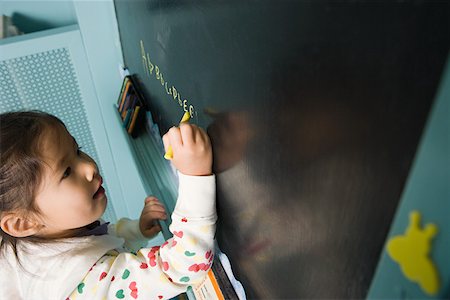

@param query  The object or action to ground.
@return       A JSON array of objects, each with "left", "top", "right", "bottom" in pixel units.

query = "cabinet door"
[{"left": 0, "top": 25, "right": 123, "bottom": 222}]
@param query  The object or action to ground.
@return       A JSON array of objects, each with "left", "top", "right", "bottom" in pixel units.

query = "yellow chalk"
[
  {"left": 179, "top": 111, "right": 191, "bottom": 123},
  {"left": 164, "top": 112, "right": 191, "bottom": 160},
  {"left": 164, "top": 147, "right": 174, "bottom": 160}
]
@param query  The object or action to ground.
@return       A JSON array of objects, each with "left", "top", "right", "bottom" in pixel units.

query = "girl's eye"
[{"left": 62, "top": 167, "right": 72, "bottom": 179}]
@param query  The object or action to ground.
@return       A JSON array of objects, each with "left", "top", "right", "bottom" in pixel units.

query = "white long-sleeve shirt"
[{"left": 0, "top": 173, "right": 216, "bottom": 300}]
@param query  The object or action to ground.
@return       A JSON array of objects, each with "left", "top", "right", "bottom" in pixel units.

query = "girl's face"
[{"left": 34, "top": 124, "right": 107, "bottom": 238}]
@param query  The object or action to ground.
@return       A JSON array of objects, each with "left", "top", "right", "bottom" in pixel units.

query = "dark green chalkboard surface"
[{"left": 114, "top": 1, "right": 449, "bottom": 298}]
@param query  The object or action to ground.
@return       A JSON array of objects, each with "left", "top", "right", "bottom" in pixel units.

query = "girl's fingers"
[
  {"left": 168, "top": 126, "right": 183, "bottom": 149},
  {"left": 142, "top": 224, "right": 162, "bottom": 238},
  {"left": 142, "top": 211, "right": 167, "bottom": 221},
  {"left": 180, "top": 123, "right": 196, "bottom": 145},
  {"left": 145, "top": 196, "right": 159, "bottom": 203},
  {"left": 143, "top": 203, "right": 166, "bottom": 213},
  {"left": 197, "top": 127, "right": 210, "bottom": 145},
  {"left": 144, "top": 208, "right": 167, "bottom": 218},
  {"left": 162, "top": 134, "right": 170, "bottom": 153}
]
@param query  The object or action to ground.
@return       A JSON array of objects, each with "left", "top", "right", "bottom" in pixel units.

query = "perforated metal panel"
[
  {"left": 0, "top": 33, "right": 117, "bottom": 222},
  {"left": 0, "top": 48, "right": 98, "bottom": 157}
]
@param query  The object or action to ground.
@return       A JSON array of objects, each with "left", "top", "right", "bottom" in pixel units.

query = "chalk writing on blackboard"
[{"left": 140, "top": 40, "right": 196, "bottom": 118}]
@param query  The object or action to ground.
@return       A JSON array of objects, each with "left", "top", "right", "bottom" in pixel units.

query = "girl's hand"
[
  {"left": 162, "top": 123, "right": 213, "bottom": 176},
  {"left": 139, "top": 196, "right": 167, "bottom": 238}
]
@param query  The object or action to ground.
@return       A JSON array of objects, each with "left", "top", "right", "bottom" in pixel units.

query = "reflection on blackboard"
[{"left": 114, "top": 1, "right": 450, "bottom": 297}]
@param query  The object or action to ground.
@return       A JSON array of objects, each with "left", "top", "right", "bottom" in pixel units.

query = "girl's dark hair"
[{"left": 0, "top": 110, "right": 65, "bottom": 257}]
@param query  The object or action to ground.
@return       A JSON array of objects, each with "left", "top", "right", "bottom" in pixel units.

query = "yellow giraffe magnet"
[{"left": 386, "top": 210, "right": 440, "bottom": 296}]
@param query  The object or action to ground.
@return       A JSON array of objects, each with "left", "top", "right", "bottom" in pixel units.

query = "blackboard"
[{"left": 114, "top": 1, "right": 449, "bottom": 298}]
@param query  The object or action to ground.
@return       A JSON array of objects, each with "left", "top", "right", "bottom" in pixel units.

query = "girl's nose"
[
  {"left": 85, "top": 162, "right": 97, "bottom": 182},
  {"left": 80, "top": 154, "right": 97, "bottom": 182}
]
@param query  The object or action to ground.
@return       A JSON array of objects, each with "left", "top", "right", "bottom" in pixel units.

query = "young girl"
[{"left": 0, "top": 111, "right": 216, "bottom": 300}]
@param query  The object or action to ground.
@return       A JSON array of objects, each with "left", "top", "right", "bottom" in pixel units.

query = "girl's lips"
[
  {"left": 93, "top": 186, "right": 105, "bottom": 199},
  {"left": 93, "top": 176, "right": 105, "bottom": 199}
]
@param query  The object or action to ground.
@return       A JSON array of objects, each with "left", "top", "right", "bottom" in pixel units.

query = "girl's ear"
[{"left": 0, "top": 212, "right": 42, "bottom": 237}]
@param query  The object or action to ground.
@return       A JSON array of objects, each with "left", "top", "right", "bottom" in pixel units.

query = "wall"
[
  {"left": 0, "top": 0, "right": 148, "bottom": 220},
  {"left": 0, "top": 0, "right": 77, "bottom": 32}
]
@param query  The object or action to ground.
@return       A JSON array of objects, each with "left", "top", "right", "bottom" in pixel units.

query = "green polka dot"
[
  {"left": 180, "top": 276, "right": 190, "bottom": 282},
  {"left": 122, "top": 269, "right": 130, "bottom": 279},
  {"left": 77, "top": 282, "right": 85, "bottom": 294},
  {"left": 116, "top": 289, "right": 125, "bottom": 299},
  {"left": 184, "top": 251, "right": 196, "bottom": 257}
]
